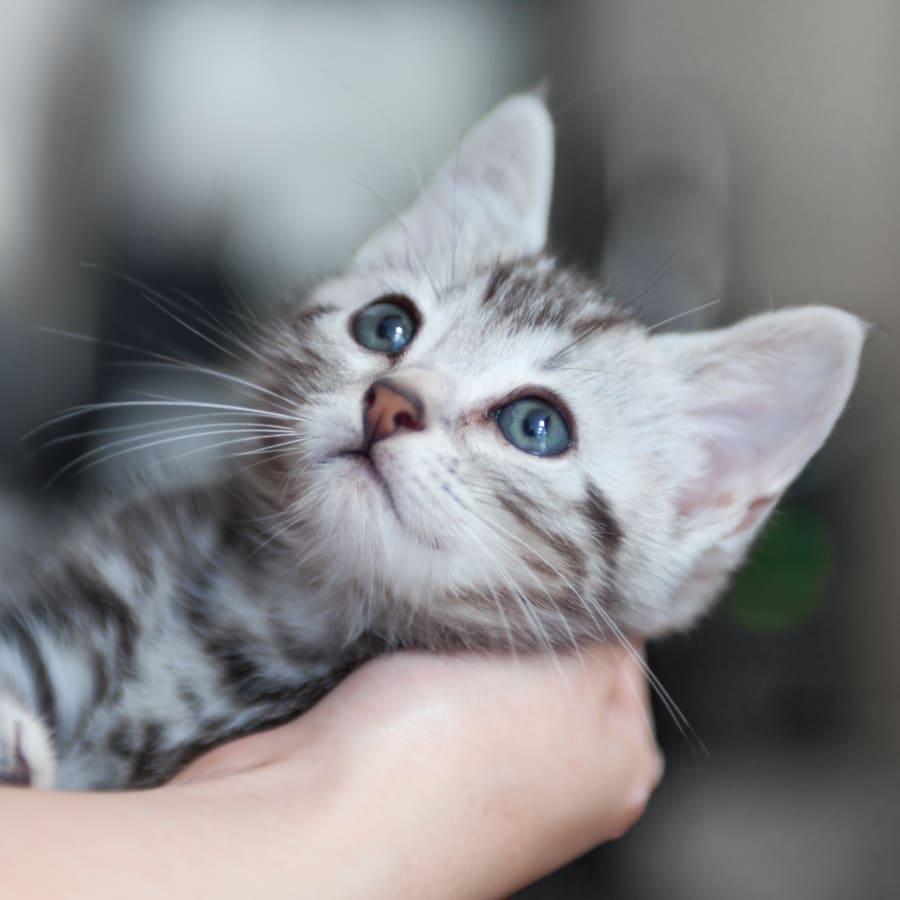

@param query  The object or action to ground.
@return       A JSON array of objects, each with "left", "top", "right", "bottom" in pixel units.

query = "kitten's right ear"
[{"left": 352, "top": 93, "right": 555, "bottom": 279}]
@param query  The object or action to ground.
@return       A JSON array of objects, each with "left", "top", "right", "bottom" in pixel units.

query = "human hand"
[{"left": 174, "top": 643, "right": 661, "bottom": 898}]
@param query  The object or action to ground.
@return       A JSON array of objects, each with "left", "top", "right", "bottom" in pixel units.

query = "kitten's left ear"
[
  {"left": 657, "top": 305, "right": 866, "bottom": 550},
  {"left": 353, "top": 93, "right": 554, "bottom": 277},
  {"left": 652, "top": 305, "right": 866, "bottom": 626}
]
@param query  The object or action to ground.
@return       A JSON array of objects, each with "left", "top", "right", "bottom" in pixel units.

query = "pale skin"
[{"left": 0, "top": 643, "right": 660, "bottom": 900}]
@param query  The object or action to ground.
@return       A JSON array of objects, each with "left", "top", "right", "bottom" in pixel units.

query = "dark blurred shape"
[
  {"left": 599, "top": 89, "right": 727, "bottom": 330},
  {"left": 724, "top": 505, "right": 832, "bottom": 633}
]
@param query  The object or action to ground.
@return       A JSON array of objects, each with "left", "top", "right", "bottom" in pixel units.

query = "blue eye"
[
  {"left": 495, "top": 397, "right": 571, "bottom": 457},
  {"left": 352, "top": 297, "right": 418, "bottom": 353}
]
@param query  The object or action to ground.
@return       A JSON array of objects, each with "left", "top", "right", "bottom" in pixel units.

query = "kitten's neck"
[{"left": 216, "top": 477, "right": 374, "bottom": 654}]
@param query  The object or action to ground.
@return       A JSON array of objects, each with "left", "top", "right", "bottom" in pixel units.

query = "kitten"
[{"left": 0, "top": 93, "right": 864, "bottom": 789}]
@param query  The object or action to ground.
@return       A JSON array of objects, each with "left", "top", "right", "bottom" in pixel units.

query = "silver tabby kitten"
[{"left": 0, "top": 94, "right": 864, "bottom": 789}]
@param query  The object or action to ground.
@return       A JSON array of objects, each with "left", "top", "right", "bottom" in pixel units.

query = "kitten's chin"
[
  {"left": 323, "top": 452, "right": 443, "bottom": 550},
  {"left": 332, "top": 451, "right": 402, "bottom": 517}
]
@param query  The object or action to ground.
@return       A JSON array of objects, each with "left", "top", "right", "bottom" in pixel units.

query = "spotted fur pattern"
[{"left": 0, "top": 94, "right": 864, "bottom": 789}]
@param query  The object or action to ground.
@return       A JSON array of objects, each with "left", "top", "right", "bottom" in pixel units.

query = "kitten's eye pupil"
[
  {"left": 376, "top": 314, "right": 408, "bottom": 351},
  {"left": 496, "top": 397, "right": 571, "bottom": 457},
  {"left": 522, "top": 409, "right": 550, "bottom": 439},
  {"left": 352, "top": 296, "right": 418, "bottom": 353}
]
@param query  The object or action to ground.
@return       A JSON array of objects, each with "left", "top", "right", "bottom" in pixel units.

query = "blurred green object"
[{"left": 724, "top": 505, "right": 832, "bottom": 632}]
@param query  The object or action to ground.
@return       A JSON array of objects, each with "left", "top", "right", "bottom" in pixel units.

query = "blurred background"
[{"left": 1, "top": 1, "right": 898, "bottom": 896}]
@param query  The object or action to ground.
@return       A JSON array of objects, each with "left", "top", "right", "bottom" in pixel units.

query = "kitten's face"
[
  {"left": 259, "top": 259, "right": 680, "bottom": 648},
  {"left": 249, "top": 94, "right": 864, "bottom": 649}
]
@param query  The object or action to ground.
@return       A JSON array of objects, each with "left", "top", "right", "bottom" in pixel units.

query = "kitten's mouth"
[
  {"left": 334, "top": 448, "right": 444, "bottom": 551},
  {"left": 336, "top": 449, "right": 402, "bottom": 519}
]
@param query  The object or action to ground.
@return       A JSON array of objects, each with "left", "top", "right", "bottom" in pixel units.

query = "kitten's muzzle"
[{"left": 362, "top": 379, "right": 425, "bottom": 450}]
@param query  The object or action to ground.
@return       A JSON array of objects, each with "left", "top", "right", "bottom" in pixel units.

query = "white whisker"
[
  {"left": 46, "top": 427, "right": 291, "bottom": 487},
  {"left": 29, "top": 400, "right": 299, "bottom": 441},
  {"left": 648, "top": 298, "right": 721, "bottom": 332}
]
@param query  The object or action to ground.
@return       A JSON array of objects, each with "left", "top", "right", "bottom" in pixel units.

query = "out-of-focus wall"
[
  {"left": 109, "top": 1, "right": 538, "bottom": 283},
  {"left": 0, "top": 0, "right": 111, "bottom": 475}
]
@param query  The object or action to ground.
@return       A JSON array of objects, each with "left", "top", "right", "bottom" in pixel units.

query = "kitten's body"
[
  {"left": 1, "top": 485, "right": 367, "bottom": 788},
  {"left": 0, "top": 95, "right": 864, "bottom": 789}
]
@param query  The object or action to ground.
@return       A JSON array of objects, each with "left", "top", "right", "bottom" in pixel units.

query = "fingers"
[
  {"left": 590, "top": 648, "right": 663, "bottom": 840},
  {"left": 491, "top": 643, "right": 660, "bottom": 877},
  {"left": 308, "top": 644, "right": 661, "bottom": 854},
  {"left": 176, "top": 643, "right": 661, "bottom": 819}
]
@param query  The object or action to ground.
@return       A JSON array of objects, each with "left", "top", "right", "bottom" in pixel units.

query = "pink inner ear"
[
  {"left": 736, "top": 495, "right": 776, "bottom": 534},
  {"left": 677, "top": 430, "right": 751, "bottom": 520},
  {"left": 676, "top": 398, "right": 798, "bottom": 524},
  {"left": 678, "top": 441, "right": 778, "bottom": 534}
]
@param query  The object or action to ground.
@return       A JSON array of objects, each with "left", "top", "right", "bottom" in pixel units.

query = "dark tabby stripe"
[
  {"left": 1, "top": 616, "right": 57, "bottom": 733},
  {"left": 571, "top": 313, "right": 632, "bottom": 341},
  {"left": 210, "top": 638, "right": 301, "bottom": 707},
  {"left": 582, "top": 481, "right": 623, "bottom": 560},
  {"left": 107, "top": 723, "right": 136, "bottom": 759},
  {"left": 483, "top": 262, "right": 513, "bottom": 305},
  {"left": 0, "top": 722, "right": 33, "bottom": 786},
  {"left": 92, "top": 649, "right": 110, "bottom": 705},
  {"left": 64, "top": 566, "right": 140, "bottom": 673},
  {"left": 129, "top": 721, "right": 164, "bottom": 785},
  {"left": 492, "top": 479, "right": 588, "bottom": 580}
]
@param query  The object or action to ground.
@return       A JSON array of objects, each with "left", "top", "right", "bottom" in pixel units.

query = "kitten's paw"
[{"left": 0, "top": 692, "right": 56, "bottom": 788}]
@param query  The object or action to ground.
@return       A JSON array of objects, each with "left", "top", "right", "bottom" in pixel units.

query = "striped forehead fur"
[{"left": 480, "top": 257, "right": 634, "bottom": 340}]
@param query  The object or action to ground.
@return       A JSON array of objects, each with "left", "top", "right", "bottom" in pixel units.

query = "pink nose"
[{"left": 362, "top": 380, "right": 425, "bottom": 447}]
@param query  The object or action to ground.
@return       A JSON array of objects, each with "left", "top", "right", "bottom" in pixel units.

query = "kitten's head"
[{"left": 250, "top": 94, "right": 865, "bottom": 649}]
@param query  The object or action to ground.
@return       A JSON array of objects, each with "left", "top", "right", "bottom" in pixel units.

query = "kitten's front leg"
[{"left": 0, "top": 691, "right": 56, "bottom": 788}]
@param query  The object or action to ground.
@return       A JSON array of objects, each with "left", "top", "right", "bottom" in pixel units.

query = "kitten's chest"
[
  {"left": 48, "top": 488, "right": 359, "bottom": 788},
  {"left": 55, "top": 587, "right": 347, "bottom": 789}
]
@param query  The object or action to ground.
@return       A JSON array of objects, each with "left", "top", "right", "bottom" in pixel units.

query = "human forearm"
[{"left": 0, "top": 647, "right": 659, "bottom": 900}]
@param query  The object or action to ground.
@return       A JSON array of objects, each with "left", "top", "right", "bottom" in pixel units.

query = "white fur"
[{"left": 0, "top": 690, "right": 55, "bottom": 788}]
